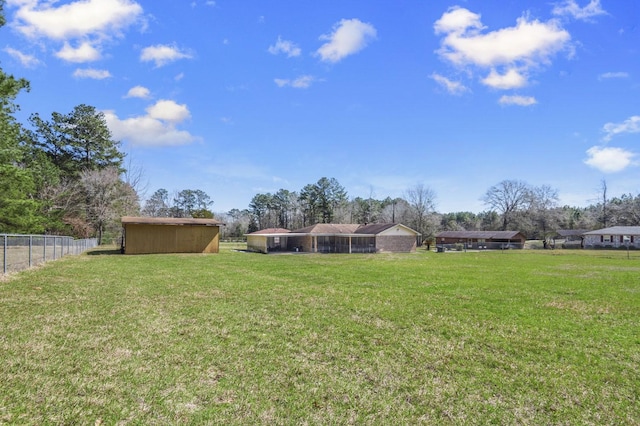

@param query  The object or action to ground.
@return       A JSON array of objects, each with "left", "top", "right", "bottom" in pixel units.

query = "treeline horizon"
[{"left": 142, "top": 177, "right": 640, "bottom": 243}]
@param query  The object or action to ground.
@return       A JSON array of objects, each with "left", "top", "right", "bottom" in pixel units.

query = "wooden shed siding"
[{"left": 124, "top": 224, "right": 219, "bottom": 254}]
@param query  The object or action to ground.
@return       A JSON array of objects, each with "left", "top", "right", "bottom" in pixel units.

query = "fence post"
[
  {"left": 3, "top": 235, "right": 6, "bottom": 274},
  {"left": 29, "top": 235, "right": 33, "bottom": 268},
  {"left": 43, "top": 235, "right": 47, "bottom": 262}
]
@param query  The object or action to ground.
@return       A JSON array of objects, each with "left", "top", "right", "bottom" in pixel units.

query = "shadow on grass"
[{"left": 86, "top": 247, "right": 122, "bottom": 256}]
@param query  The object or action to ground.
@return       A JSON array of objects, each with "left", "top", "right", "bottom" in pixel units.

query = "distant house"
[
  {"left": 435, "top": 230, "right": 526, "bottom": 249},
  {"left": 554, "top": 229, "right": 589, "bottom": 248},
  {"left": 582, "top": 226, "right": 640, "bottom": 249},
  {"left": 121, "top": 216, "right": 225, "bottom": 254},
  {"left": 246, "top": 223, "right": 420, "bottom": 254}
]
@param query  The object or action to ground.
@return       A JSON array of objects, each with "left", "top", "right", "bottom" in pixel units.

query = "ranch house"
[
  {"left": 246, "top": 223, "right": 420, "bottom": 254},
  {"left": 435, "top": 230, "right": 526, "bottom": 250},
  {"left": 121, "top": 216, "right": 225, "bottom": 254},
  {"left": 582, "top": 226, "right": 640, "bottom": 249}
]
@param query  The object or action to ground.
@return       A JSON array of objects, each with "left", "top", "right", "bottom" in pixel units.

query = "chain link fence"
[{"left": 1, "top": 234, "right": 98, "bottom": 275}]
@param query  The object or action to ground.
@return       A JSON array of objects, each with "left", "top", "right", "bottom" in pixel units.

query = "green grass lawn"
[{"left": 1, "top": 245, "right": 639, "bottom": 424}]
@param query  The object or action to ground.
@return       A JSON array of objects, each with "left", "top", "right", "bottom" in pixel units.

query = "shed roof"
[
  {"left": 121, "top": 216, "right": 224, "bottom": 226},
  {"left": 435, "top": 230, "right": 525, "bottom": 239},
  {"left": 583, "top": 226, "right": 640, "bottom": 235}
]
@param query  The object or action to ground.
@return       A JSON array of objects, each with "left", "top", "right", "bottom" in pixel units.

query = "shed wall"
[{"left": 124, "top": 224, "right": 219, "bottom": 254}]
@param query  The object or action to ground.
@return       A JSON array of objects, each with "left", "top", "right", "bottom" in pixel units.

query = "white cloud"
[
  {"left": 584, "top": 146, "right": 636, "bottom": 173},
  {"left": 125, "top": 85, "right": 151, "bottom": 99},
  {"left": 3, "top": 47, "right": 41, "bottom": 68},
  {"left": 140, "top": 44, "right": 193, "bottom": 67},
  {"left": 268, "top": 36, "right": 301, "bottom": 57},
  {"left": 498, "top": 95, "right": 537, "bottom": 106},
  {"left": 602, "top": 115, "right": 640, "bottom": 141},
  {"left": 598, "top": 71, "right": 629, "bottom": 80},
  {"left": 73, "top": 68, "right": 111, "bottom": 79},
  {"left": 433, "top": 7, "right": 484, "bottom": 35},
  {"left": 274, "top": 75, "right": 316, "bottom": 89},
  {"left": 10, "top": 0, "right": 144, "bottom": 40},
  {"left": 55, "top": 41, "right": 101, "bottom": 62},
  {"left": 434, "top": 7, "right": 570, "bottom": 90},
  {"left": 7, "top": 0, "right": 144, "bottom": 64},
  {"left": 430, "top": 73, "right": 468, "bottom": 95},
  {"left": 552, "top": 0, "right": 606, "bottom": 21},
  {"left": 316, "top": 18, "right": 377, "bottom": 63},
  {"left": 103, "top": 100, "right": 198, "bottom": 147},
  {"left": 146, "top": 99, "right": 191, "bottom": 124},
  {"left": 481, "top": 68, "right": 527, "bottom": 89}
]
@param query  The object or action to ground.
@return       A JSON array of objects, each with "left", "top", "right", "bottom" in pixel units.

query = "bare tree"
[
  {"left": 482, "top": 180, "right": 532, "bottom": 230},
  {"left": 122, "top": 156, "right": 148, "bottom": 202},
  {"left": 598, "top": 179, "right": 609, "bottom": 228},
  {"left": 80, "top": 167, "right": 135, "bottom": 244},
  {"left": 529, "top": 184, "right": 559, "bottom": 242},
  {"left": 405, "top": 183, "right": 437, "bottom": 243}
]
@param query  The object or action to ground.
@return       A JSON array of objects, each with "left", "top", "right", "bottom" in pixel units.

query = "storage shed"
[{"left": 121, "top": 216, "right": 224, "bottom": 254}]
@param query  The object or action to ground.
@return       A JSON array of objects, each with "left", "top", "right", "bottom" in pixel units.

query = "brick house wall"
[{"left": 376, "top": 235, "right": 417, "bottom": 253}]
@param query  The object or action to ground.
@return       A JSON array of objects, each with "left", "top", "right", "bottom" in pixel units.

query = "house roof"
[
  {"left": 435, "top": 230, "right": 525, "bottom": 239},
  {"left": 246, "top": 223, "right": 419, "bottom": 237},
  {"left": 247, "top": 228, "right": 291, "bottom": 235},
  {"left": 356, "top": 223, "right": 421, "bottom": 235},
  {"left": 556, "top": 229, "right": 589, "bottom": 237},
  {"left": 121, "top": 216, "right": 224, "bottom": 226},
  {"left": 291, "top": 223, "right": 361, "bottom": 234},
  {"left": 583, "top": 226, "right": 640, "bottom": 235},
  {"left": 355, "top": 223, "right": 397, "bottom": 234}
]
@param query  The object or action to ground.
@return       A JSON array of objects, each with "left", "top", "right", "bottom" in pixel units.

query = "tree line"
[
  {"left": 211, "top": 178, "right": 640, "bottom": 244},
  {"left": 1, "top": 95, "right": 138, "bottom": 242}
]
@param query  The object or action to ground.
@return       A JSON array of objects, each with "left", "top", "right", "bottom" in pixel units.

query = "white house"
[{"left": 583, "top": 226, "right": 640, "bottom": 249}]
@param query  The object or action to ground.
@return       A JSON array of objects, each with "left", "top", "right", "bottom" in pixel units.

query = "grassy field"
[{"left": 1, "top": 244, "right": 638, "bottom": 424}]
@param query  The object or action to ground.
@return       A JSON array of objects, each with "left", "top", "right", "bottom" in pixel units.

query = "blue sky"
[{"left": 2, "top": 0, "right": 638, "bottom": 213}]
